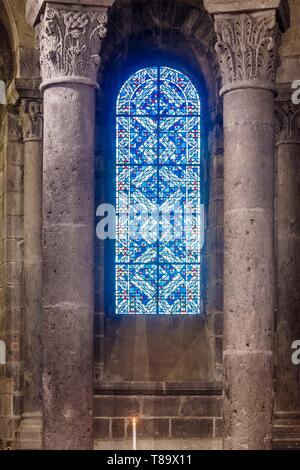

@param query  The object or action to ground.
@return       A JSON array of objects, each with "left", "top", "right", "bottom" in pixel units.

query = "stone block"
[
  {"left": 204, "top": 0, "right": 290, "bottom": 33},
  {"left": 180, "top": 396, "right": 222, "bottom": 418},
  {"left": 42, "top": 304, "right": 93, "bottom": 450},
  {"left": 215, "top": 337, "right": 223, "bottom": 364},
  {"left": 0, "top": 170, "right": 4, "bottom": 196},
  {"left": 5, "top": 192, "right": 24, "bottom": 217},
  {"left": 224, "top": 210, "right": 273, "bottom": 351},
  {"left": 2, "top": 332, "right": 22, "bottom": 363},
  {"left": 13, "top": 394, "right": 22, "bottom": 416},
  {"left": 171, "top": 418, "right": 213, "bottom": 438},
  {"left": 7, "top": 111, "right": 22, "bottom": 142},
  {"left": 211, "top": 177, "right": 224, "bottom": 200},
  {"left": 214, "top": 418, "right": 223, "bottom": 438},
  {"left": 223, "top": 352, "right": 273, "bottom": 449},
  {"left": 94, "top": 419, "right": 110, "bottom": 440},
  {"left": 141, "top": 397, "right": 180, "bottom": 417},
  {"left": 208, "top": 250, "right": 224, "bottom": 281},
  {"left": 212, "top": 153, "right": 224, "bottom": 179},
  {"left": 94, "top": 313, "right": 104, "bottom": 336},
  {"left": 3, "top": 363, "right": 23, "bottom": 392},
  {"left": 208, "top": 312, "right": 223, "bottom": 336},
  {"left": 19, "top": 48, "right": 40, "bottom": 80},
  {"left": 43, "top": 224, "right": 93, "bottom": 306},
  {"left": 94, "top": 396, "right": 140, "bottom": 418},
  {"left": 0, "top": 265, "right": 4, "bottom": 288},
  {"left": 5, "top": 262, "right": 23, "bottom": 286},
  {"left": 27, "top": 0, "right": 115, "bottom": 26},
  {"left": 207, "top": 281, "right": 223, "bottom": 312},
  {"left": 5, "top": 215, "right": 24, "bottom": 239},
  {"left": 5, "top": 285, "right": 23, "bottom": 309},
  {"left": 111, "top": 419, "right": 126, "bottom": 439},
  {"left": 0, "top": 377, "right": 14, "bottom": 394},
  {"left": 0, "top": 393, "right": 12, "bottom": 417},
  {"left": 126, "top": 418, "right": 169, "bottom": 439},
  {"left": 93, "top": 335, "right": 104, "bottom": 364},
  {"left": 208, "top": 226, "right": 224, "bottom": 252},
  {"left": 6, "top": 165, "right": 23, "bottom": 193},
  {"left": 209, "top": 200, "right": 224, "bottom": 227},
  {"left": 4, "top": 240, "right": 23, "bottom": 263},
  {"left": 0, "top": 288, "right": 4, "bottom": 310},
  {"left": 6, "top": 143, "right": 23, "bottom": 167},
  {"left": 0, "top": 417, "right": 18, "bottom": 441}
]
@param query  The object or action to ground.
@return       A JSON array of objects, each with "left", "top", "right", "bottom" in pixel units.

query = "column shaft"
[
  {"left": 19, "top": 97, "right": 43, "bottom": 449},
  {"left": 42, "top": 85, "right": 95, "bottom": 449},
  {"left": 276, "top": 133, "right": 300, "bottom": 412},
  {"left": 223, "top": 88, "right": 275, "bottom": 449},
  {"left": 24, "top": 137, "right": 43, "bottom": 415}
]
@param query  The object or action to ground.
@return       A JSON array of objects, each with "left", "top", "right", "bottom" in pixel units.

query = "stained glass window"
[{"left": 115, "top": 66, "right": 202, "bottom": 315}]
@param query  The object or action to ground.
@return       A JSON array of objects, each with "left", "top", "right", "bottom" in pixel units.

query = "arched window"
[{"left": 115, "top": 66, "right": 202, "bottom": 315}]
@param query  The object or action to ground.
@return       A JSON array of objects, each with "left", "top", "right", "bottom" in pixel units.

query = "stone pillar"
[
  {"left": 26, "top": 0, "right": 112, "bottom": 450},
  {"left": 19, "top": 96, "right": 43, "bottom": 449},
  {"left": 275, "top": 91, "right": 300, "bottom": 414},
  {"left": 204, "top": 0, "right": 289, "bottom": 450}
]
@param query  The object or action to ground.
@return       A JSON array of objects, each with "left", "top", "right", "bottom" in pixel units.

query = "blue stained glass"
[
  {"left": 117, "top": 116, "right": 158, "bottom": 165},
  {"left": 117, "top": 67, "right": 158, "bottom": 116},
  {"left": 116, "top": 265, "right": 157, "bottom": 315},
  {"left": 116, "top": 165, "right": 158, "bottom": 265},
  {"left": 115, "top": 66, "right": 202, "bottom": 315},
  {"left": 159, "top": 265, "right": 201, "bottom": 315},
  {"left": 159, "top": 166, "right": 201, "bottom": 265}
]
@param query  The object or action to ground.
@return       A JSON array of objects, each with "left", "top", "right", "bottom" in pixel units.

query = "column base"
[{"left": 14, "top": 413, "right": 42, "bottom": 450}]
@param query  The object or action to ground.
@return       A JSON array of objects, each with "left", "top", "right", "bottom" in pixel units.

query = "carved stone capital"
[
  {"left": 19, "top": 99, "right": 43, "bottom": 142},
  {"left": 213, "top": 12, "right": 280, "bottom": 95},
  {"left": 275, "top": 101, "right": 300, "bottom": 143},
  {"left": 37, "top": 4, "right": 108, "bottom": 90}
]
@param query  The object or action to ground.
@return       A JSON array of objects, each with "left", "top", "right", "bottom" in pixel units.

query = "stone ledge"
[
  {"left": 94, "top": 381, "right": 222, "bottom": 396},
  {"left": 204, "top": 0, "right": 285, "bottom": 13},
  {"left": 15, "top": 79, "right": 42, "bottom": 100},
  {"left": 26, "top": 0, "right": 115, "bottom": 26}
]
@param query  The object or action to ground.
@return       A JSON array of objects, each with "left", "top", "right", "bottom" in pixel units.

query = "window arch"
[{"left": 115, "top": 66, "right": 202, "bottom": 315}]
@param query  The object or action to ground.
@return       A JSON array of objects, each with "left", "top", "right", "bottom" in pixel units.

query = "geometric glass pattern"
[{"left": 116, "top": 66, "right": 202, "bottom": 314}]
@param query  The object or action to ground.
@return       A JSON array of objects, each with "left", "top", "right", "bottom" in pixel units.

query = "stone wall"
[
  {"left": 0, "top": 99, "right": 24, "bottom": 449},
  {"left": 94, "top": 393, "right": 222, "bottom": 449},
  {"left": 206, "top": 112, "right": 224, "bottom": 382},
  {"left": 278, "top": 0, "right": 300, "bottom": 83}
]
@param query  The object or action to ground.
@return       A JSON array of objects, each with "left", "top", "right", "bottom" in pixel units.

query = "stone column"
[
  {"left": 204, "top": 0, "right": 289, "bottom": 450},
  {"left": 275, "top": 91, "right": 300, "bottom": 414},
  {"left": 26, "top": 0, "right": 112, "bottom": 450},
  {"left": 19, "top": 96, "right": 43, "bottom": 449}
]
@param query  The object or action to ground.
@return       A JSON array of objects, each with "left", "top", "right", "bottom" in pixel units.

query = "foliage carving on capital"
[
  {"left": 38, "top": 5, "right": 108, "bottom": 86},
  {"left": 275, "top": 101, "right": 300, "bottom": 142},
  {"left": 214, "top": 12, "right": 280, "bottom": 88},
  {"left": 19, "top": 99, "right": 43, "bottom": 141}
]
